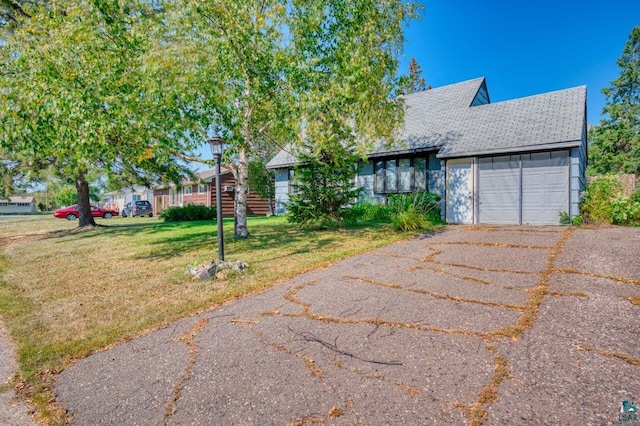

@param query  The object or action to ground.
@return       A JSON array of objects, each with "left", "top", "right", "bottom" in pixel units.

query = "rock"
[
  {"left": 187, "top": 260, "right": 217, "bottom": 280},
  {"left": 187, "top": 260, "right": 248, "bottom": 281}
]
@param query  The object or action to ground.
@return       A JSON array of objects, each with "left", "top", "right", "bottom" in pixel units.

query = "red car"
[{"left": 54, "top": 204, "right": 119, "bottom": 220}]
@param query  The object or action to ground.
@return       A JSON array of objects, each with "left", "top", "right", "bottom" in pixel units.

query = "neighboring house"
[
  {"left": 267, "top": 77, "right": 587, "bottom": 225},
  {"left": 0, "top": 196, "right": 37, "bottom": 213},
  {"left": 153, "top": 169, "right": 269, "bottom": 217},
  {"left": 103, "top": 186, "right": 154, "bottom": 213}
]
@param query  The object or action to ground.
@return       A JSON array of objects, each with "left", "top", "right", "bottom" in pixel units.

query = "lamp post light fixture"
[{"left": 207, "top": 134, "right": 226, "bottom": 262}]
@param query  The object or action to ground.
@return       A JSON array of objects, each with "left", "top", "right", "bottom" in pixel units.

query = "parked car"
[
  {"left": 54, "top": 204, "right": 119, "bottom": 220},
  {"left": 121, "top": 202, "right": 132, "bottom": 217},
  {"left": 126, "top": 200, "right": 153, "bottom": 217}
]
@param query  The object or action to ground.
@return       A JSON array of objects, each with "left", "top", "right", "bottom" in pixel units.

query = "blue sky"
[
  {"left": 403, "top": 0, "right": 640, "bottom": 125},
  {"left": 194, "top": 0, "right": 639, "bottom": 169}
]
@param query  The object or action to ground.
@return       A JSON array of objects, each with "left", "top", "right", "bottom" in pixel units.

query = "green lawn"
[{"left": 0, "top": 215, "right": 417, "bottom": 423}]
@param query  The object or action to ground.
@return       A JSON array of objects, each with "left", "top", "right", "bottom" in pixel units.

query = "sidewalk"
[{"left": 0, "top": 319, "right": 36, "bottom": 426}]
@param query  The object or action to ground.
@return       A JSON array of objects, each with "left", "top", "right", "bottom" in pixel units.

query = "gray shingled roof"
[
  {"left": 266, "top": 77, "right": 586, "bottom": 168},
  {"left": 434, "top": 85, "right": 586, "bottom": 158}
]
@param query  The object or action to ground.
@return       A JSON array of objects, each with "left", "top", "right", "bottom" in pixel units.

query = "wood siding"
[{"left": 153, "top": 173, "right": 269, "bottom": 217}]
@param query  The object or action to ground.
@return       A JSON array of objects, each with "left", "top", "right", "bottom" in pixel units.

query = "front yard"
[{"left": 0, "top": 215, "right": 414, "bottom": 422}]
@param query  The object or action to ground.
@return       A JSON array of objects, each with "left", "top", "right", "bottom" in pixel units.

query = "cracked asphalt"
[{"left": 55, "top": 226, "right": 640, "bottom": 425}]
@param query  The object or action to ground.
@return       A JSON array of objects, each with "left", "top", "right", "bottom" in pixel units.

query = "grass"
[{"left": 0, "top": 214, "right": 419, "bottom": 423}]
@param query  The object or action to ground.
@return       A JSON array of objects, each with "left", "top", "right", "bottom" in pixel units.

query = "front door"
[{"left": 447, "top": 159, "right": 473, "bottom": 224}]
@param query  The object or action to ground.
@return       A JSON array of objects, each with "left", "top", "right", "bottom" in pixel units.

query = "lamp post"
[{"left": 208, "top": 135, "right": 225, "bottom": 262}]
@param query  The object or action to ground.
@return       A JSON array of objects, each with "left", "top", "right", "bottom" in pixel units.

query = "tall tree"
[
  {"left": 589, "top": 26, "right": 640, "bottom": 175},
  {"left": 0, "top": 1, "right": 197, "bottom": 226},
  {"left": 159, "top": 0, "right": 421, "bottom": 238},
  {"left": 406, "top": 57, "right": 429, "bottom": 93}
]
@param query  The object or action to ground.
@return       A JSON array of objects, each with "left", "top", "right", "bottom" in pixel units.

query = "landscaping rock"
[
  {"left": 187, "top": 261, "right": 217, "bottom": 280},
  {"left": 187, "top": 260, "right": 248, "bottom": 281}
]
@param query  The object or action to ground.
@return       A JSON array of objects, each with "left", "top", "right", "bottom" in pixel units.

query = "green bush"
[
  {"left": 581, "top": 176, "right": 640, "bottom": 226},
  {"left": 343, "top": 201, "right": 391, "bottom": 224},
  {"left": 391, "top": 210, "right": 429, "bottom": 231},
  {"left": 611, "top": 196, "right": 640, "bottom": 226},
  {"left": 160, "top": 204, "right": 217, "bottom": 222},
  {"left": 571, "top": 215, "right": 583, "bottom": 226},
  {"left": 344, "top": 191, "right": 442, "bottom": 231},
  {"left": 387, "top": 191, "right": 441, "bottom": 216},
  {"left": 558, "top": 211, "right": 571, "bottom": 225}
]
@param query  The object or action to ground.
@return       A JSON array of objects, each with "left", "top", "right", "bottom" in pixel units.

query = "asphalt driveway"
[{"left": 55, "top": 226, "right": 640, "bottom": 425}]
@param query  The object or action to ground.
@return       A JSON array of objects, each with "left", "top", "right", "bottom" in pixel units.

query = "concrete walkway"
[
  {"left": 55, "top": 226, "right": 640, "bottom": 425},
  {"left": 0, "top": 319, "right": 36, "bottom": 426}
]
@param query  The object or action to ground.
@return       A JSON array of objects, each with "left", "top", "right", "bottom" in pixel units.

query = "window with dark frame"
[
  {"left": 373, "top": 156, "right": 428, "bottom": 194},
  {"left": 288, "top": 169, "right": 296, "bottom": 194}
]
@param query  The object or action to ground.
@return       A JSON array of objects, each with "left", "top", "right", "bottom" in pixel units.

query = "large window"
[
  {"left": 414, "top": 158, "right": 427, "bottom": 191},
  {"left": 374, "top": 156, "right": 429, "bottom": 194},
  {"left": 184, "top": 185, "right": 193, "bottom": 195},
  {"left": 398, "top": 158, "right": 411, "bottom": 192},
  {"left": 375, "top": 161, "right": 385, "bottom": 193},
  {"left": 385, "top": 160, "right": 397, "bottom": 192}
]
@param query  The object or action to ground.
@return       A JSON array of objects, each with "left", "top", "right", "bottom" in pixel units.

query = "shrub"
[
  {"left": 580, "top": 175, "right": 623, "bottom": 223},
  {"left": 343, "top": 201, "right": 391, "bottom": 224},
  {"left": 387, "top": 191, "right": 441, "bottom": 216},
  {"left": 286, "top": 142, "right": 362, "bottom": 230},
  {"left": 581, "top": 176, "right": 640, "bottom": 226},
  {"left": 160, "top": 204, "right": 217, "bottom": 222},
  {"left": 611, "top": 196, "right": 640, "bottom": 226},
  {"left": 558, "top": 211, "right": 571, "bottom": 225},
  {"left": 571, "top": 215, "right": 583, "bottom": 226},
  {"left": 391, "top": 210, "right": 429, "bottom": 231}
]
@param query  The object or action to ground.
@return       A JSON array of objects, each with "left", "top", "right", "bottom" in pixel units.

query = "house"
[
  {"left": 153, "top": 169, "right": 269, "bottom": 217},
  {"left": 0, "top": 196, "right": 37, "bottom": 213},
  {"left": 103, "top": 186, "right": 154, "bottom": 214},
  {"left": 266, "top": 77, "right": 587, "bottom": 225}
]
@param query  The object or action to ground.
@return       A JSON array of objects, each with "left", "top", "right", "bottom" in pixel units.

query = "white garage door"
[
  {"left": 478, "top": 155, "right": 520, "bottom": 224},
  {"left": 476, "top": 151, "right": 569, "bottom": 225},
  {"left": 522, "top": 151, "right": 569, "bottom": 225}
]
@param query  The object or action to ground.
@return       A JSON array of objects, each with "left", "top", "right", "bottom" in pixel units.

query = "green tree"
[
  {"left": 158, "top": 0, "right": 420, "bottom": 238},
  {"left": 406, "top": 57, "right": 430, "bottom": 93},
  {"left": 248, "top": 159, "right": 275, "bottom": 216},
  {"left": 287, "top": 141, "right": 362, "bottom": 228},
  {"left": 0, "top": 1, "right": 197, "bottom": 227},
  {"left": 589, "top": 26, "right": 640, "bottom": 175}
]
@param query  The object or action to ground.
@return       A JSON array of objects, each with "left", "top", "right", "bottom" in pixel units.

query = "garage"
[{"left": 477, "top": 151, "right": 570, "bottom": 225}]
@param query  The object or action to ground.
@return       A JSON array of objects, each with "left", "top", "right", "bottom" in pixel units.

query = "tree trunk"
[
  {"left": 76, "top": 170, "right": 96, "bottom": 227},
  {"left": 233, "top": 146, "right": 250, "bottom": 239}
]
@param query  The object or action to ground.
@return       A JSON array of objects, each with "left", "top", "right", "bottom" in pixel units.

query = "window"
[
  {"left": 386, "top": 160, "right": 397, "bottom": 192},
  {"left": 198, "top": 184, "right": 207, "bottom": 194},
  {"left": 414, "top": 158, "right": 427, "bottom": 191},
  {"left": 374, "top": 161, "right": 385, "bottom": 193},
  {"left": 132, "top": 194, "right": 141, "bottom": 201},
  {"left": 184, "top": 186, "right": 193, "bottom": 195},
  {"left": 288, "top": 169, "right": 296, "bottom": 194},
  {"left": 170, "top": 188, "right": 177, "bottom": 206},
  {"left": 374, "top": 156, "right": 430, "bottom": 194},
  {"left": 398, "top": 158, "right": 411, "bottom": 192}
]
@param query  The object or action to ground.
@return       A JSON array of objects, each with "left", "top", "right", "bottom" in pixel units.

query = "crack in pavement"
[
  {"left": 163, "top": 318, "right": 209, "bottom": 425},
  {"left": 342, "top": 275, "right": 525, "bottom": 311}
]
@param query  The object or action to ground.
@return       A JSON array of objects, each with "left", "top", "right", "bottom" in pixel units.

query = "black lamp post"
[{"left": 208, "top": 135, "right": 225, "bottom": 262}]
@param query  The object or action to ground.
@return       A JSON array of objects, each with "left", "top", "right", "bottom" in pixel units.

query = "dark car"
[
  {"left": 54, "top": 204, "right": 119, "bottom": 220},
  {"left": 124, "top": 200, "right": 153, "bottom": 217}
]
